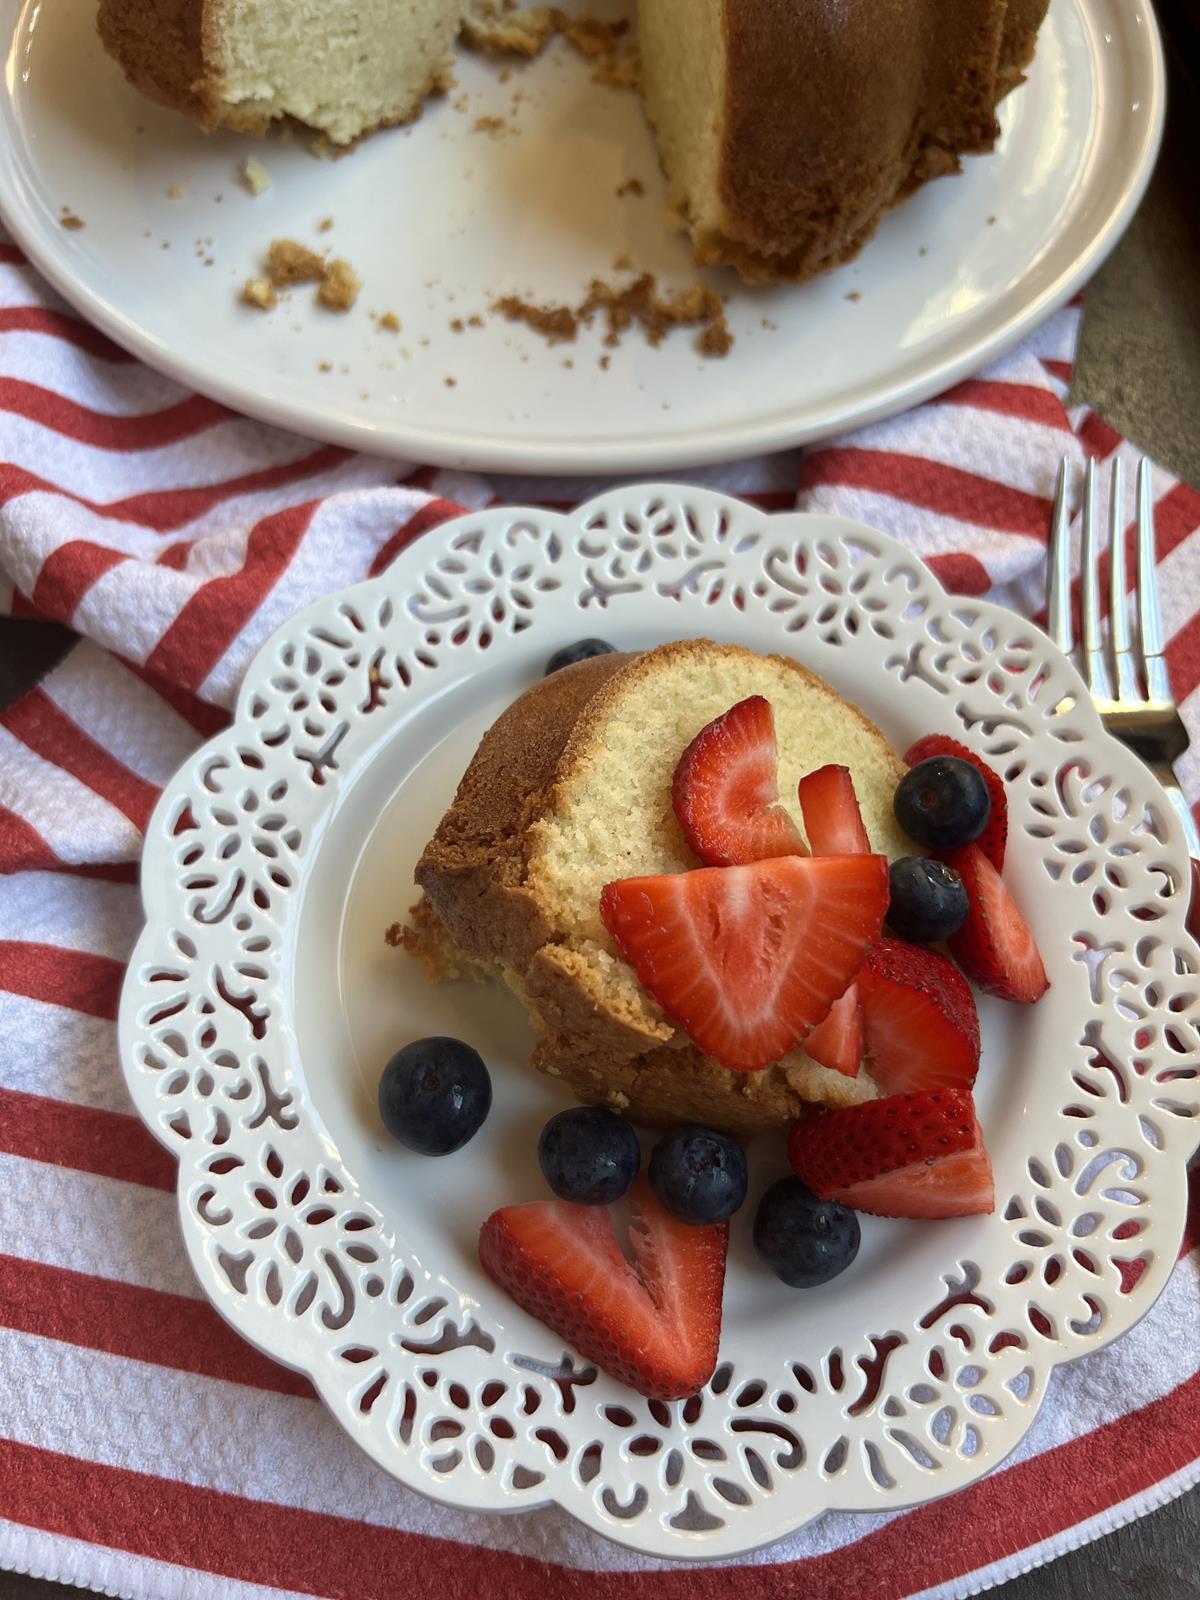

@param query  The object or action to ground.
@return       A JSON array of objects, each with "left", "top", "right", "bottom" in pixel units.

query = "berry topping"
[
  {"left": 478, "top": 1178, "right": 728, "bottom": 1400},
  {"left": 945, "top": 844, "right": 1050, "bottom": 1003},
  {"left": 538, "top": 1106, "right": 641, "bottom": 1205},
  {"left": 753, "top": 1176, "right": 861, "bottom": 1286},
  {"left": 672, "top": 696, "right": 806, "bottom": 866},
  {"left": 648, "top": 1126, "right": 749, "bottom": 1224},
  {"left": 599, "top": 854, "right": 889, "bottom": 1072},
  {"left": 887, "top": 856, "right": 970, "bottom": 943},
  {"left": 544, "top": 638, "right": 616, "bottom": 676},
  {"left": 905, "top": 735, "right": 1007, "bottom": 869},
  {"left": 378, "top": 1037, "right": 491, "bottom": 1155},
  {"left": 788, "top": 1088, "right": 995, "bottom": 1219},
  {"left": 859, "top": 938, "right": 980, "bottom": 1094},
  {"left": 797, "top": 763, "right": 871, "bottom": 1076},
  {"left": 894, "top": 756, "right": 991, "bottom": 851}
]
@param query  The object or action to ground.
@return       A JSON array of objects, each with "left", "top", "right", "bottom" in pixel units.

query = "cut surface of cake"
[
  {"left": 97, "top": 0, "right": 464, "bottom": 145},
  {"left": 96, "top": 0, "right": 1050, "bottom": 286},
  {"left": 404, "top": 640, "right": 911, "bottom": 1135}
]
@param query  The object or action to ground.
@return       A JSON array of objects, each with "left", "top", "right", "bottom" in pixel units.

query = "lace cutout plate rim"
[{"left": 118, "top": 486, "right": 1200, "bottom": 1560}]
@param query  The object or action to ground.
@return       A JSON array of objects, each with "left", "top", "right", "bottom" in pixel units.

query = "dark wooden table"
[{"left": 1, "top": 9, "right": 1197, "bottom": 1597}]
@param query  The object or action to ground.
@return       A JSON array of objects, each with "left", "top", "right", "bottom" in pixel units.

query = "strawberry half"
[
  {"left": 859, "top": 938, "right": 980, "bottom": 1093},
  {"left": 479, "top": 1178, "right": 727, "bottom": 1401},
  {"left": 945, "top": 844, "right": 1049, "bottom": 1003},
  {"left": 797, "top": 764, "right": 872, "bottom": 855},
  {"left": 804, "top": 984, "right": 863, "bottom": 1077},
  {"left": 600, "top": 855, "right": 889, "bottom": 1072},
  {"left": 798, "top": 764, "right": 871, "bottom": 1076},
  {"left": 904, "top": 734, "right": 1007, "bottom": 869},
  {"left": 672, "top": 696, "right": 806, "bottom": 866},
  {"left": 788, "top": 1088, "right": 995, "bottom": 1219}
]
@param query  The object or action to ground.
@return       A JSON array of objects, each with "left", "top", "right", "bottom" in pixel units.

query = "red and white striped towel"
[{"left": 1, "top": 223, "right": 1198, "bottom": 1600}]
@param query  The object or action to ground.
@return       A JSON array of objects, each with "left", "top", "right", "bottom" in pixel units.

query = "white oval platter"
[{"left": 0, "top": 0, "right": 1165, "bottom": 473}]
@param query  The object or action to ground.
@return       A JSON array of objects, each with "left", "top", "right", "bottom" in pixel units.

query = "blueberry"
[
  {"left": 538, "top": 1106, "right": 641, "bottom": 1204},
  {"left": 544, "top": 639, "right": 615, "bottom": 676},
  {"left": 648, "top": 1126, "right": 748, "bottom": 1225},
  {"left": 894, "top": 756, "right": 991, "bottom": 850},
  {"left": 887, "top": 856, "right": 969, "bottom": 943},
  {"left": 378, "top": 1037, "right": 491, "bottom": 1155},
  {"left": 753, "top": 1177, "right": 860, "bottom": 1287}
]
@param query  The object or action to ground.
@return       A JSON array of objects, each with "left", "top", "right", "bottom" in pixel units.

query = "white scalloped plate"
[
  {"left": 118, "top": 487, "right": 1200, "bottom": 1559},
  {"left": 0, "top": 0, "right": 1164, "bottom": 472}
]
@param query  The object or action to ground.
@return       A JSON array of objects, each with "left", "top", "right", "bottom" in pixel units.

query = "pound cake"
[
  {"left": 403, "top": 640, "right": 911, "bottom": 1134},
  {"left": 97, "top": 1, "right": 1049, "bottom": 285}
]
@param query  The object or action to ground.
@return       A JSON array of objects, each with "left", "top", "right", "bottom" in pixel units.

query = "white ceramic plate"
[
  {"left": 118, "top": 487, "right": 1200, "bottom": 1559},
  {"left": 0, "top": 0, "right": 1165, "bottom": 474}
]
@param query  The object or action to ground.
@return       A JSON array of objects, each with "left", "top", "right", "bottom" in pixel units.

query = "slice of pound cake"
[{"left": 402, "top": 640, "right": 911, "bottom": 1135}]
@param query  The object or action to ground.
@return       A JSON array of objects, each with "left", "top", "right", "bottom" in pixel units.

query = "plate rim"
[
  {"left": 117, "top": 485, "right": 1200, "bottom": 1559},
  {"left": 0, "top": 0, "right": 1167, "bottom": 474}
]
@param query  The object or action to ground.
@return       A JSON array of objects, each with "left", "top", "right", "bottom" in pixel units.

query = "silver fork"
[{"left": 1048, "top": 455, "right": 1200, "bottom": 932}]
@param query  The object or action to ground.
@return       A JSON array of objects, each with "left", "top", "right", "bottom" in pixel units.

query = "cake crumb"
[
  {"left": 561, "top": 357, "right": 573, "bottom": 368},
  {"left": 616, "top": 178, "right": 644, "bottom": 198},
  {"left": 844, "top": 290, "right": 861, "bottom": 302},
  {"left": 444, "top": 376, "right": 457, "bottom": 387},
  {"left": 467, "top": 314, "right": 484, "bottom": 328},
  {"left": 379, "top": 311, "right": 401, "bottom": 332},
  {"left": 269, "top": 238, "right": 326, "bottom": 284},
  {"left": 493, "top": 295, "right": 579, "bottom": 344},
  {"left": 241, "top": 277, "right": 277, "bottom": 311},
  {"left": 318, "top": 258, "right": 361, "bottom": 311},
  {"left": 318, "top": 217, "right": 334, "bottom": 233},
  {"left": 599, "top": 354, "right": 610, "bottom": 370},
  {"left": 987, "top": 214, "right": 998, "bottom": 226},
  {"left": 473, "top": 115, "right": 508, "bottom": 137},
  {"left": 59, "top": 212, "right": 85, "bottom": 231},
  {"left": 166, "top": 182, "right": 187, "bottom": 200},
  {"left": 319, "top": 360, "right": 333, "bottom": 371},
  {"left": 493, "top": 273, "right": 733, "bottom": 357},
  {"left": 919, "top": 246, "right": 928, "bottom": 257},
  {"left": 450, "top": 317, "right": 465, "bottom": 332},
  {"left": 239, "top": 155, "right": 271, "bottom": 196},
  {"left": 612, "top": 252, "right": 633, "bottom": 272}
]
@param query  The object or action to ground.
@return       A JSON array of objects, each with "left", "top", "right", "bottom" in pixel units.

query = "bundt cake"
[
  {"left": 403, "top": 640, "right": 912, "bottom": 1135},
  {"left": 96, "top": 1, "right": 1050, "bottom": 285}
]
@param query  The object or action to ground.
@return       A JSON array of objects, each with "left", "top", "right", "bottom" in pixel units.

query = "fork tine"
[
  {"left": 1080, "top": 457, "right": 1114, "bottom": 696},
  {"left": 1108, "top": 458, "right": 1139, "bottom": 701},
  {"left": 1136, "top": 458, "right": 1172, "bottom": 704},
  {"left": 1047, "top": 457, "right": 1074, "bottom": 654}
]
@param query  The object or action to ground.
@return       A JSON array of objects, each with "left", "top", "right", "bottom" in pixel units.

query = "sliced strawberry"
[
  {"left": 945, "top": 844, "right": 1049, "bottom": 1003},
  {"left": 788, "top": 1088, "right": 995, "bottom": 1219},
  {"left": 600, "top": 855, "right": 889, "bottom": 1072},
  {"left": 804, "top": 982, "right": 863, "bottom": 1077},
  {"left": 797, "top": 764, "right": 872, "bottom": 855},
  {"left": 797, "top": 765, "right": 871, "bottom": 1076},
  {"left": 479, "top": 1178, "right": 727, "bottom": 1400},
  {"left": 904, "top": 734, "right": 1007, "bottom": 869},
  {"left": 859, "top": 938, "right": 980, "bottom": 1093},
  {"left": 672, "top": 696, "right": 806, "bottom": 866}
]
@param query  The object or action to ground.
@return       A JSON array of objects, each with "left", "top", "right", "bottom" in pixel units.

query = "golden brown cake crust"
[
  {"left": 709, "top": 0, "right": 1052, "bottom": 283},
  {"left": 411, "top": 641, "right": 899, "bottom": 1133},
  {"left": 415, "top": 650, "right": 635, "bottom": 972},
  {"left": 97, "top": 0, "right": 225, "bottom": 131}
]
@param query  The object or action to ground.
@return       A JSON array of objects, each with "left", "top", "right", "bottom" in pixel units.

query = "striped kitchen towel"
[{"left": 1, "top": 223, "right": 1198, "bottom": 1600}]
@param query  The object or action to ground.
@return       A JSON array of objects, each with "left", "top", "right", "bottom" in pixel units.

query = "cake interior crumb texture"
[{"left": 224, "top": 0, "right": 462, "bottom": 142}]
